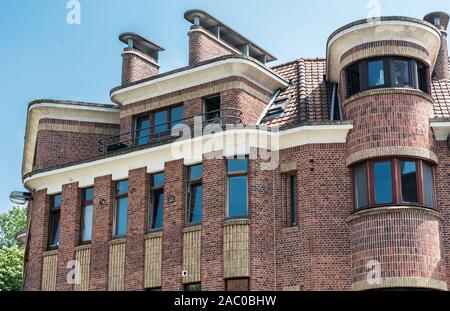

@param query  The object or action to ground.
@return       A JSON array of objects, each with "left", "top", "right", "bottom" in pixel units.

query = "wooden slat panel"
[
  {"left": 182, "top": 229, "right": 201, "bottom": 284},
  {"left": 108, "top": 241, "right": 126, "bottom": 291},
  {"left": 223, "top": 223, "right": 250, "bottom": 278},
  {"left": 41, "top": 252, "right": 58, "bottom": 291},
  {"left": 144, "top": 235, "right": 162, "bottom": 289},
  {"left": 74, "top": 247, "right": 91, "bottom": 291}
]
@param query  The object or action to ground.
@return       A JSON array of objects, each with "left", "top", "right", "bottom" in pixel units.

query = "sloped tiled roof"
[
  {"left": 267, "top": 58, "right": 332, "bottom": 126},
  {"left": 268, "top": 57, "right": 450, "bottom": 126}
]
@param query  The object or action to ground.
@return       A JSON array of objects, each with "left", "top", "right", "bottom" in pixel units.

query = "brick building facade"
[{"left": 20, "top": 10, "right": 450, "bottom": 291}]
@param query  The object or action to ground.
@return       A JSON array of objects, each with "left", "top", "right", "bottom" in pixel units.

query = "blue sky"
[{"left": 0, "top": 0, "right": 449, "bottom": 214}]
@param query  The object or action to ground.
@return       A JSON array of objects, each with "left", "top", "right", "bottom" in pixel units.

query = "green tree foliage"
[
  {"left": 0, "top": 206, "right": 27, "bottom": 247},
  {"left": 0, "top": 206, "right": 27, "bottom": 291}
]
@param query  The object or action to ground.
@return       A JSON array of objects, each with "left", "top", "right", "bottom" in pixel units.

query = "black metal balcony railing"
[{"left": 99, "top": 108, "right": 243, "bottom": 153}]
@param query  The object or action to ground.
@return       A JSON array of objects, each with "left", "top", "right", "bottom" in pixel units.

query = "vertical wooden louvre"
[
  {"left": 144, "top": 233, "right": 162, "bottom": 289},
  {"left": 74, "top": 246, "right": 91, "bottom": 291},
  {"left": 182, "top": 227, "right": 201, "bottom": 284},
  {"left": 108, "top": 240, "right": 126, "bottom": 291},
  {"left": 41, "top": 251, "right": 58, "bottom": 291},
  {"left": 223, "top": 221, "right": 250, "bottom": 278}
]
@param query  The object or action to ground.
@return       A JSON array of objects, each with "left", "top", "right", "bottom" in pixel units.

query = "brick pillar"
[
  {"left": 124, "top": 167, "right": 149, "bottom": 290},
  {"left": 122, "top": 48, "right": 160, "bottom": 85},
  {"left": 249, "top": 156, "right": 276, "bottom": 290},
  {"left": 161, "top": 159, "right": 185, "bottom": 290},
  {"left": 56, "top": 182, "right": 80, "bottom": 291},
  {"left": 202, "top": 156, "right": 226, "bottom": 290},
  {"left": 90, "top": 175, "right": 113, "bottom": 291},
  {"left": 23, "top": 189, "right": 49, "bottom": 291}
]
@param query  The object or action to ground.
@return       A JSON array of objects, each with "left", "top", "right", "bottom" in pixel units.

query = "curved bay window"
[
  {"left": 353, "top": 158, "right": 435, "bottom": 210},
  {"left": 346, "top": 57, "right": 429, "bottom": 97}
]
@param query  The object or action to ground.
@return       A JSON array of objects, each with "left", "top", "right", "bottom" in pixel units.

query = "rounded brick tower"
[{"left": 327, "top": 15, "right": 448, "bottom": 290}]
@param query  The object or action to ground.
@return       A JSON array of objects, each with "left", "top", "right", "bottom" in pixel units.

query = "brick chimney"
[
  {"left": 424, "top": 12, "right": 449, "bottom": 80},
  {"left": 119, "top": 33, "right": 164, "bottom": 85},
  {"left": 184, "top": 10, "right": 276, "bottom": 66}
]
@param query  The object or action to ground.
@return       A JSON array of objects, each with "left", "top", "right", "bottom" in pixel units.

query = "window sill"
[
  {"left": 282, "top": 226, "right": 300, "bottom": 234},
  {"left": 347, "top": 205, "right": 442, "bottom": 222},
  {"left": 343, "top": 88, "right": 433, "bottom": 106},
  {"left": 145, "top": 230, "right": 163, "bottom": 239},
  {"left": 109, "top": 237, "right": 127, "bottom": 245},
  {"left": 224, "top": 218, "right": 250, "bottom": 227},
  {"left": 75, "top": 244, "right": 92, "bottom": 251},
  {"left": 183, "top": 224, "right": 202, "bottom": 233},
  {"left": 43, "top": 249, "right": 59, "bottom": 256}
]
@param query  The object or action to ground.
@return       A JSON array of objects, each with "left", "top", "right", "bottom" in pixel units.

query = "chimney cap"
[
  {"left": 424, "top": 11, "right": 449, "bottom": 30},
  {"left": 184, "top": 9, "right": 277, "bottom": 63},
  {"left": 119, "top": 32, "right": 165, "bottom": 55}
]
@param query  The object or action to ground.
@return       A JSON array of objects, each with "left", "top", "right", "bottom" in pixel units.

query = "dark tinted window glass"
[
  {"left": 189, "top": 184, "right": 203, "bottom": 224},
  {"left": 152, "top": 191, "right": 164, "bottom": 229},
  {"left": 135, "top": 116, "right": 150, "bottom": 145},
  {"left": 228, "top": 176, "right": 248, "bottom": 218},
  {"left": 205, "top": 96, "right": 221, "bottom": 121},
  {"left": 347, "top": 62, "right": 361, "bottom": 96},
  {"left": 368, "top": 60, "right": 385, "bottom": 87},
  {"left": 81, "top": 204, "right": 93, "bottom": 242},
  {"left": 152, "top": 173, "right": 165, "bottom": 188},
  {"left": 154, "top": 110, "right": 168, "bottom": 134},
  {"left": 374, "top": 161, "right": 393, "bottom": 205},
  {"left": 423, "top": 163, "right": 435, "bottom": 207},
  {"left": 290, "top": 175, "right": 297, "bottom": 226},
  {"left": 354, "top": 164, "right": 368, "bottom": 209},
  {"left": 53, "top": 194, "right": 62, "bottom": 209},
  {"left": 189, "top": 164, "right": 202, "bottom": 181},
  {"left": 116, "top": 197, "right": 128, "bottom": 236},
  {"left": 227, "top": 159, "right": 248, "bottom": 173},
  {"left": 84, "top": 187, "right": 94, "bottom": 202},
  {"left": 391, "top": 59, "right": 410, "bottom": 87},
  {"left": 116, "top": 180, "right": 128, "bottom": 195},
  {"left": 170, "top": 106, "right": 184, "bottom": 130},
  {"left": 49, "top": 212, "right": 60, "bottom": 247},
  {"left": 400, "top": 161, "right": 418, "bottom": 203},
  {"left": 185, "top": 283, "right": 201, "bottom": 291},
  {"left": 418, "top": 63, "right": 428, "bottom": 93}
]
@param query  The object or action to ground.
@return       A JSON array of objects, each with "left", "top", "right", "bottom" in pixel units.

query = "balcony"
[{"left": 99, "top": 108, "right": 243, "bottom": 153}]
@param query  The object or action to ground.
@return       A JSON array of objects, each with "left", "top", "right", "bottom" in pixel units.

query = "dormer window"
[
  {"left": 261, "top": 97, "right": 289, "bottom": 123},
  {"left": 346, "top": 57, "right": 429, "bottom": 97}
]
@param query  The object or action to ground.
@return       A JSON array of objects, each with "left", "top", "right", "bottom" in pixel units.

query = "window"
[
  {"left": 186, "top": 164, "right": 202, "bottom": 225},
  {"left": 346, "top": 57, "right": 429, "bottom": 97},
  {"left": 80, "top": 187, "right": 94, "bottom": 244},
  {"left": 373, "top": 161, "right": 393, "bottom": 205},
  {"left": 113, "top": 180, "right": 128, "bottom": 238},
  {"left": 261, "top": 98, "right": 290, "bottom": 123},
  {"left": 290, "top": 175, "right": 298, "bottom": 226},
  {"left": 134, "top": 105, "right": 184, "bottom": 146},
  {"left": 367, "top": 59, "right": 385, "bottom": 87},
  {"left": 184, "top": 283, "right": 201, "bottom": 291},
  {"left": 400, "top": 161, "right": 418, "bottom": 203},
  {"left": 204, "top": 95, "right": 221, "bottom": 122},
  {"left": 352, "top": 159, "right": 435, "bottom": 210},
  {"left": 226, "top": 278, "right": 249, "bottom": 291},
  {"left": 150, "top": 172, "right": 165, "bottom": 230},
  {"left": 227, "top": 158, "right": 248, "bottom": 219},
  {"left": 48, "top": 194, "right": 62, "bottom": 249}
]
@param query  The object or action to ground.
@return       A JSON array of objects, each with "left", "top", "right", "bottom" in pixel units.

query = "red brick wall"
[
  {"left": 34, "top": 119, "right": 119, "bottom": 171},
  {"left": 275, "top": 144, "right": 353, "bottom": 291},
  {"left": 434, "top": 32, "right": 449, "bottom": 80},
  {"left": 188, "top": 25, "right": 236, "bottom": 65},
  {"left": 201, "top": 156, "right": 226, "bottom": 290},
  {"left": 23, "top": 189, "right": 49, "bottom": 291},
  {"left": 124, "top": 168, "right": 149, "bottom": 290},
  {"left": 161, "top": 160, "right": 185, "bottom": 290},
  {"left": 122, "top": 48, "right": 159, "bottom": 85},
  {"left": 221, "top": 89, "right": 267, "bottom": 125},
  {"left": 343, "top": 92, "right": 435, "bottom": 158},
  {"left": 89, "top": 175, "right": 113, "bottom": 291},
  {"left": 349, "top": 209, "right": 446, "bottom": 288},
  {"left": 434, "top": 141, "right": 450, "bottom": 288},
  {"left": 56, "top": 182, "right": 80, "bottom": 291}
]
